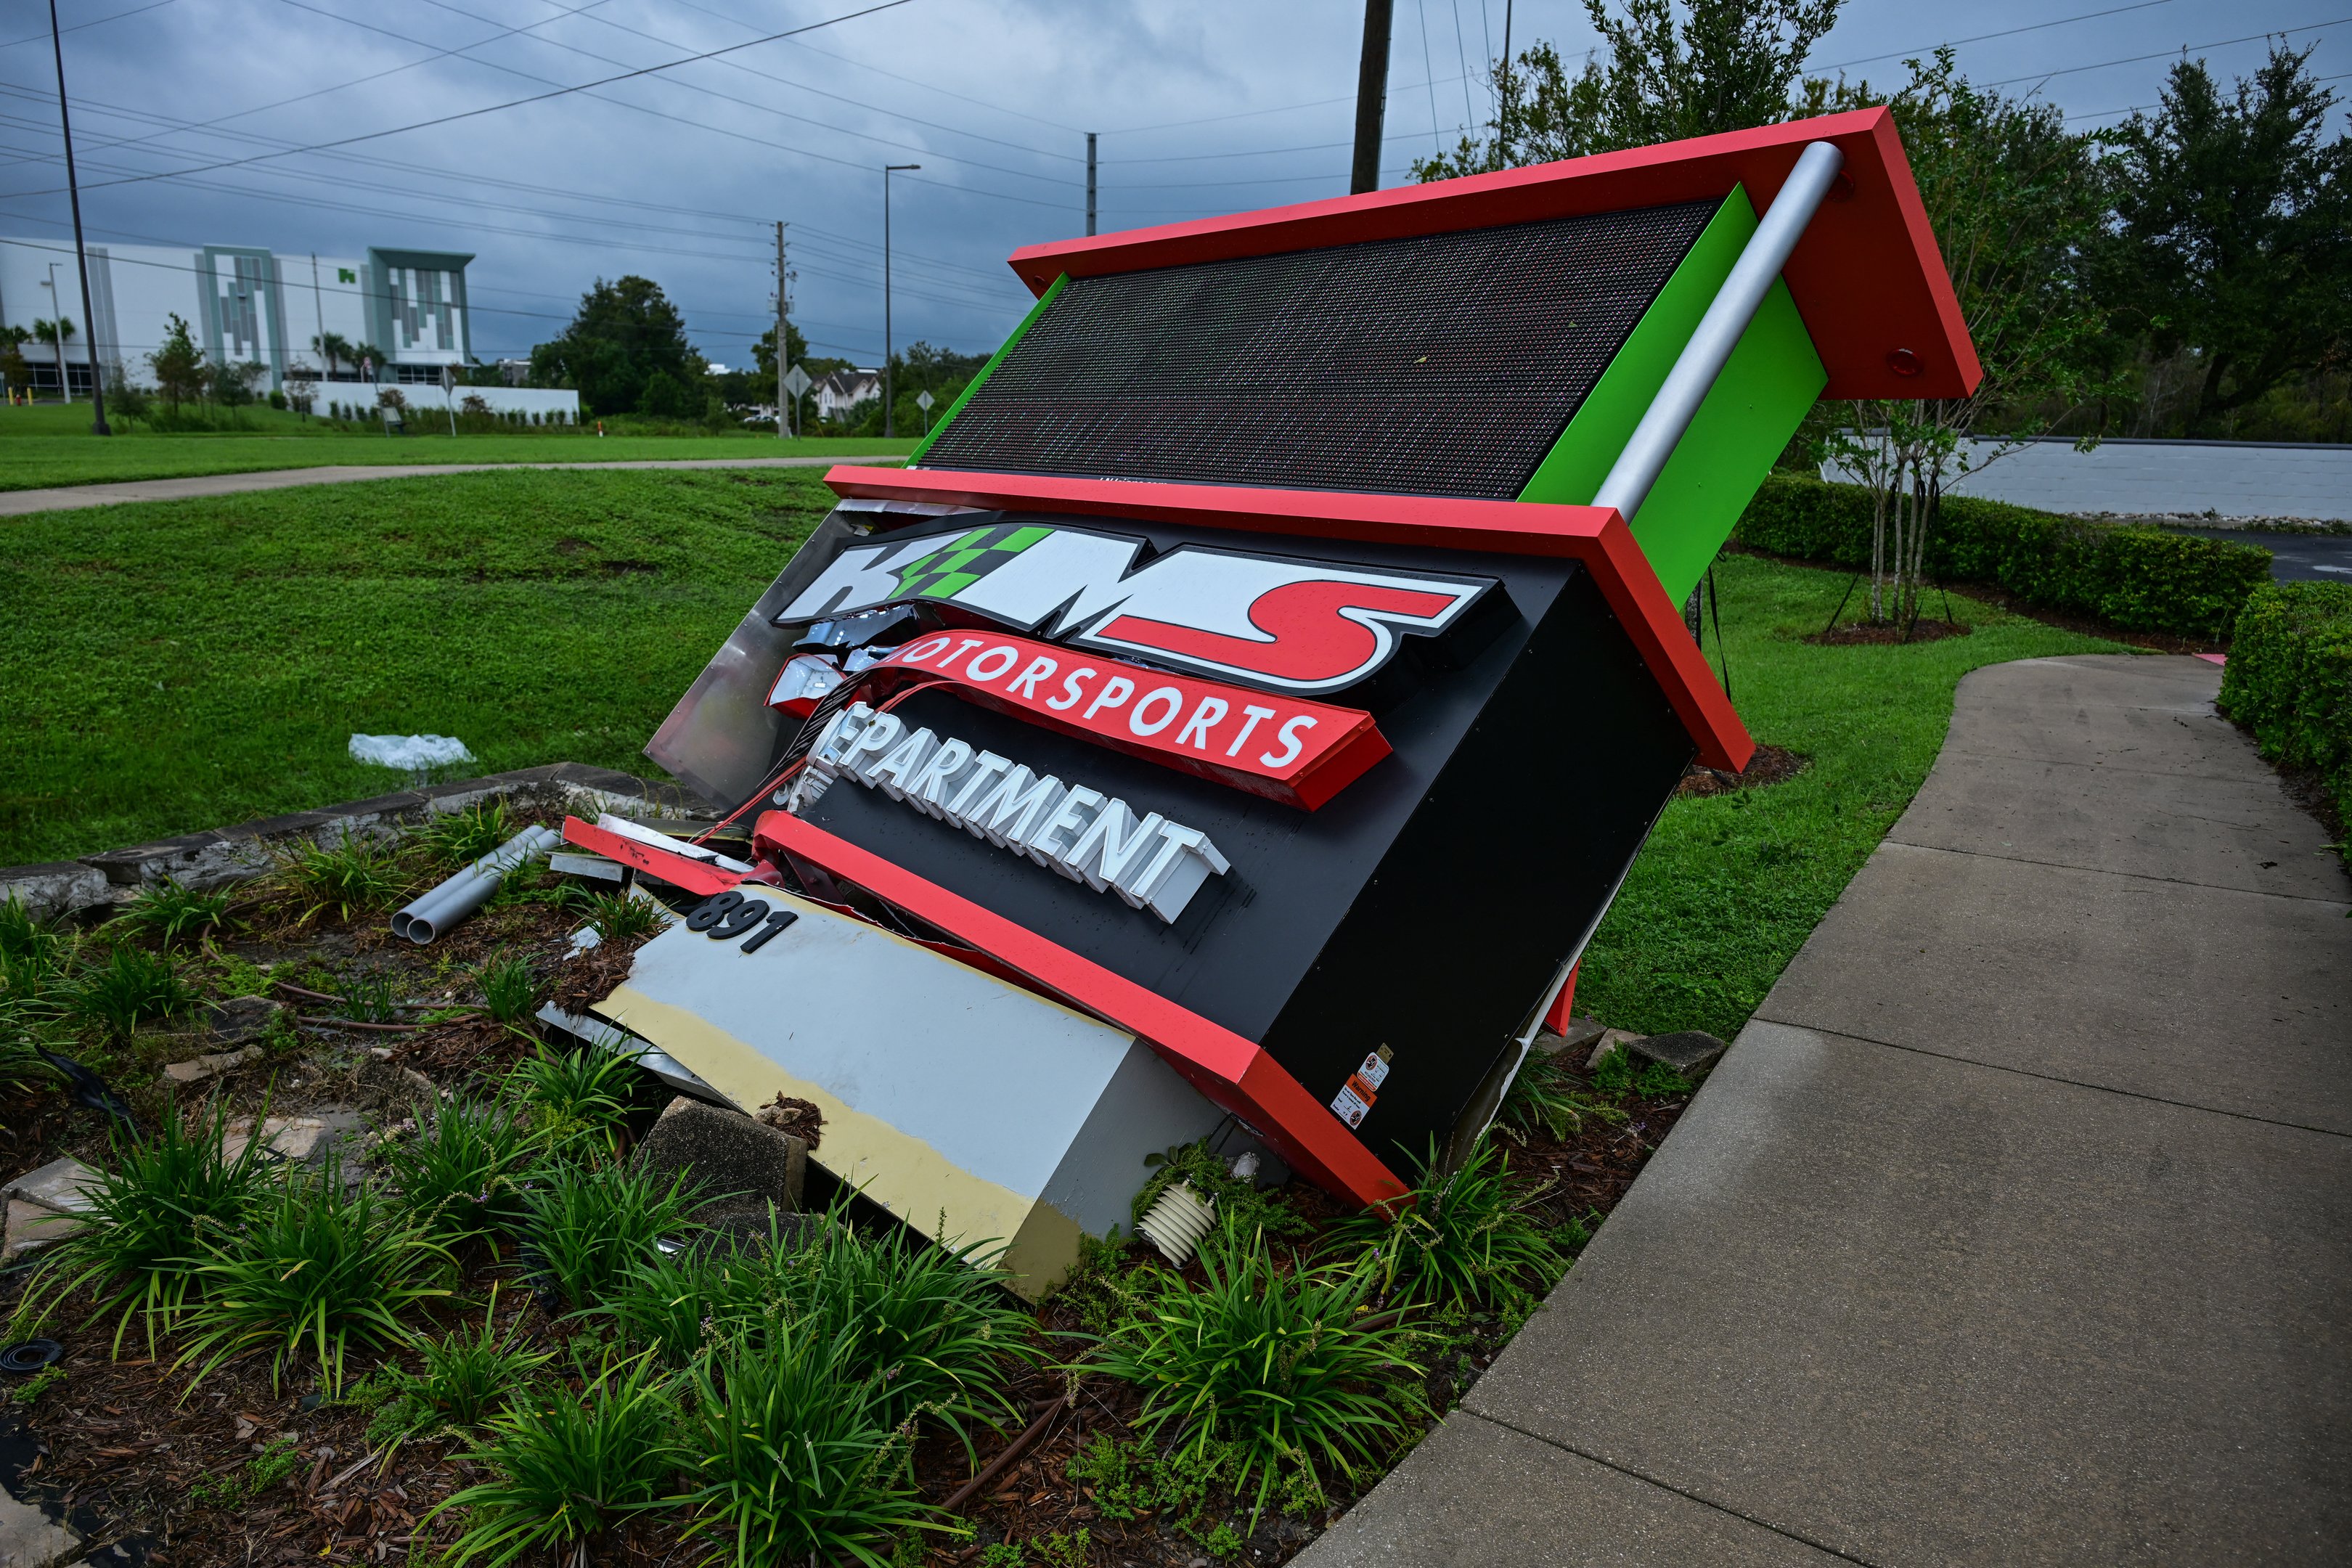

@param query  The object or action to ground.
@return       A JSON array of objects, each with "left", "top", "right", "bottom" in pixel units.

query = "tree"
[
  {"left": 147, "top": 314, "right": 206, "bottom": 411},
  {"left": 1417, "top": 0, "right": 1842, "bottom": 179},
  {"left": 1826, "top": 51, "right": 2114, "bottom": 632},
  {"left": 311, "top": 331, "right": 354, "bottom": 377},
  {"left": 529, "top": 275, "right": 702, "bottom": 416},
  {"left": 2095, "top": 43, "right": 2351, "bottom": 434},
  {"left": 0, "top": 326, "right": 28, "bottom": 398},
  {"left": 284, "top": 377, "right": 317, "bottom": 419},
  {"left": 638, "top": 368, "right": 695, "bottom": 420},
  {"left": 208, "top": 359, "right": 265, "bottom": 407}
]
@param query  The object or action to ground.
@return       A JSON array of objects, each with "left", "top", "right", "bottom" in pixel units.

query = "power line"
[
  {"left": 72, "top": 0, "right": 615, "bottom": 160},
  {"left": 262, "top": 0, "right": 1074, "bottom": 188},
  {"left": 2062, "top": 68, "right": 2352, "bottom": 122},
  {"left": 1103, "top": 73, "right": 1472, "bottom": 136},
  {"left": 0, "top": 0, "right": 178, "bottom": 52},
  {"left": 0, "top": 0, "right": 923, "bottom": 199},
  {"left": 0, "top": 78, "right": 1018, "bottom": 287},
  {"left": 1813, "top": 0, "right": 2184, "bottom": 73},
  {"left": 1983, "top": 16, "right": 2352, "bottom": 90}
]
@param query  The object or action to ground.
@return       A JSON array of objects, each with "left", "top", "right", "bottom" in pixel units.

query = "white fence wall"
[
  {"left": 318, "top": 385, "right": 581, "bottom": 421},
  {"left": 1824, "top": 437, "right": 2352, "bottom": 523}
]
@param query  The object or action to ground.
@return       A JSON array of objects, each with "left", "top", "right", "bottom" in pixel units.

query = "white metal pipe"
[
  {"left": 393, "top": 824, "right": 559, "bottom": 944},
  {"left": 1591, "top": 139, "right": 1846, "bottom": 524}
]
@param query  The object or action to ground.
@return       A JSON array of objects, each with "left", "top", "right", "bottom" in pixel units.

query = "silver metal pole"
[
  {"left": 1591, "top": 140, "right": 1845, "bottom": 523},
  {"left": 1086, "top": 132, "right": 1098, "bottom": 236},
  {"left": 44, "top": 263, "right": 69, "bottom": 404}
]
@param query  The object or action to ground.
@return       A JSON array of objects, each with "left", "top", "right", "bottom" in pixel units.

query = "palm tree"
[{"left": 312, "top": 331, "right": 354, "bottom": 378}]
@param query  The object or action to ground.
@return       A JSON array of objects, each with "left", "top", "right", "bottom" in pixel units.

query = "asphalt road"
[{"left": 2164, "top": 524, "right": 2352, "bottom": 583}]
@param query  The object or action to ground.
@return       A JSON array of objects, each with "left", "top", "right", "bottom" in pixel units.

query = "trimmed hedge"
[
  {"left": 1733, "top": 474, "right": 2273, "bottom": 640},
  {"left": 2219, "top": 582, "right": 2352, "bottom": 861}
]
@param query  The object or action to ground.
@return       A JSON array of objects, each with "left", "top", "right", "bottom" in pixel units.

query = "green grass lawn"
[
  {"left": 0, "top": 401, "right": 915, "bottom": 491},
  {"left": 1576, "top": 550, "right": 2125, "bottom": 1040},
  {"left": 2, "top": 469, "right": 2126, "bottom": 1040},
  {"left": 1, "top": 467, "right": 838, "bottom": 862}
]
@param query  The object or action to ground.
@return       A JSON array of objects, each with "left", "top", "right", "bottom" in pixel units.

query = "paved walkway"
[
  {"left": 1304, "top": 654, "right": 2351, "bottom": 1567},
  {"left": 0, "top": 454, "right": 905, "bottom": 516}
]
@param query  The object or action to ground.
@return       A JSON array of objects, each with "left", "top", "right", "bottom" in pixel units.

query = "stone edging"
[{"left": 1, "top": 761, "right": 704, "bottom": 920}]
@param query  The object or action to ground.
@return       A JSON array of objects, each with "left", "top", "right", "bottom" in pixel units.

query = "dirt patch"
[{"left": 1678, "top": 743, "right": 1808, "bottom": 798}]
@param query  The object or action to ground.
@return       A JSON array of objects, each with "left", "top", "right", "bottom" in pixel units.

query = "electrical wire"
[
  {"left": 0, "top": 0, "right": 179, "bottom": 52},
  {"left": 0, "top": 0, "right": 923, "bottom": 199},
  {"left": 1983, "top": 15, "right": 2352, "bottom": 90}
]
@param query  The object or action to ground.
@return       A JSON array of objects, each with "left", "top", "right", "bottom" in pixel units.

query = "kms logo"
[{"left": 778, "top": 523, "right": 1495, "bottom": 696}]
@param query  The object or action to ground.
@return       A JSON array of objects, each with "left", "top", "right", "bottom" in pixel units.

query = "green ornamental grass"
[
  {"left": 67, "top": 942, "right": 194, "bottom": 1037},
  {"left": 111, "top": 876, "right": 235, "bottom": 947},
  {"left": 419, "top": 799, "right": 519, "bottom": 867},
  {"left": 1497, "top": 1048, "right": 1626, "bottom": 1144},
  {"left": 790, "top": 1207, "right": 1034, "bottom": 1450},
  {"left": 175, "top": 1152, "right": 452, "bottom": 1392},
  {"left": 507, "top": 1041, "right": 640, "bottom": 1156},
  {"left": 1328, "top": 1138, "right": 1566, "bottom": 1313},
  {"left": 377, "top": 1287, "right": 552, "bottom": 1442},
  {"left": 433, "top": 1348, "right": 678, "bottom": 1567},
  {"left": 280, "top": 834, "right": 411, "bottom": 925},
  {"left": 678, "top": 1326, "right": 942, "bottom": 1568},
  {"left": 476, "top": 955, "right": 541, "bottom": 1026},
  {"left": 377, "top": 1093, "right": 542, "bottom": 1245},
  {"left": 519, "top": 1156, "right": 703, "bottom": 1312},
  {"left": 28, "top": 1096, "right": 274, "bottom": 1353},
  {"left": 1090, "top": 1225, "right": 1428, "bottom": 1522}
]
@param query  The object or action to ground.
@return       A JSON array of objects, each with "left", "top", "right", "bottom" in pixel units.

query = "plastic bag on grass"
[{"left": 348, "top": 733, "right": 475, "bottom": 771}]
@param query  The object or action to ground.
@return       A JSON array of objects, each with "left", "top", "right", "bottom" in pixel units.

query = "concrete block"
[
  {"left": 4, "top": 1157, "right": 98, "bottom": 1216},
  {"left": 221, "top": 1114, "right": 359, "bottom": 1166},
  {"left": 1629, "top": 1029, "right": 1726, "bottom": 1079},
  {"left": 637, "top": 1097, "right": 806, "bottom": 1214},
  {"left": 1530, "top": 1016, "right": 1606, "bottom": 1058},
  {"left": 1586, "top": 1027, "right": 1643, "bottom": 1071},
  {"left": 1, "top": 1201, "right": 84, "bottom": 1263},
  {"left": 0, "top": 1486, "right": 79, "bottom": 1567},
  {"left": 160, "top": 1045, "right": 262, "bottom": 1085},
  {"left": 0, "top": 864, "right": 111, "bottom": 923}
]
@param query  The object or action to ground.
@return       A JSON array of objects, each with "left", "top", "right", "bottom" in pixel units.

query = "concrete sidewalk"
[
  {"left": 1304, "top": 654, "right": 2351, "bottom": 1567},
  {"left": 0, "top": 454, "right": 904, "bottom": 516}
]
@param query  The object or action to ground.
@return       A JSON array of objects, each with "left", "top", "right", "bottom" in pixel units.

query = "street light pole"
[
  {"left": 41, "top": 264, "right": 70, "bottom": 404},
  {"left": 883, "top": 163, "right": 920, "bottom": 439},
  {"left": 48, "top": 0, "right": 107, "bottom": 433}
]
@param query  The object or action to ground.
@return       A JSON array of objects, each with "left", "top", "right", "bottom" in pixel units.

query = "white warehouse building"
[{"left": 2, "top": 235, "right": 476, "bottom": 396}]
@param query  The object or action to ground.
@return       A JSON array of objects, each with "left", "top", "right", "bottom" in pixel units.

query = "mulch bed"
[
  {"left": 0, "top": 840, "right": 1691, "bottom": 1566},
  {"left": 1806, "top": 617, "right": 1972, "bottom": 646},
  {"left": 1677, "top": 743, "right": 1808, "bottom": 798}
]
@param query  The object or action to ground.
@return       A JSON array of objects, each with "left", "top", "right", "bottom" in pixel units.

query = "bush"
[
  {"left": 1734, "top": 474, "right": 2272, "bottom": 640},
  {"left": 2221, "top": 581, "right": 2352, "bottom": 862},
  {"left": 677, "top": 1326, "right": 939, "bottom": 1567},
  {"left": 1090, "top": 1225, "right": 1427, "bottom": 1520}
]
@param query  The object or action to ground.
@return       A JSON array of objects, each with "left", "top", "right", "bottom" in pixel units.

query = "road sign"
[
  {"left": 783, "top": 364, "right": 812, "bottom": 398},
  {"left": 915, "top": 390, "right": 934, "bottom": 410},
  {"left": 441, "top": 364, "right": 455, "bottom": 393}
]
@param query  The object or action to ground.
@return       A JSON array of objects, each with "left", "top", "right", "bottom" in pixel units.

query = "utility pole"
[
  {"left": 1499, "top": 0, "right": 1514, "bottom": 163},
  {"left": 48, "top": 0, "right": 106, "bottom": 433},
  {"left": 1349, "top": 0, "right": 1395, "bottom": 195},
  {"left": 883, "top": 163, "right": 919, "bottom": 439},
  {"left": 1086, "top": 132, "right": 1098, "bottom": 237},
  {"left": 774, "top": 221, "right": 793, "bottom": 440}
]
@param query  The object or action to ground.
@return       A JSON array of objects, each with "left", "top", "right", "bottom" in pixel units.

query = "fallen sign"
[{"left": 613, "top": 108, "right": 1977, "bottom": 1292}]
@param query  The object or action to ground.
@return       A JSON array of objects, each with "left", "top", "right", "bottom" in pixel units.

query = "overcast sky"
[{"left": 1, "top": 0, "right": 2343, "bottom": 370}]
